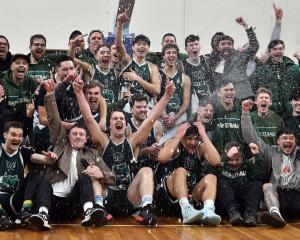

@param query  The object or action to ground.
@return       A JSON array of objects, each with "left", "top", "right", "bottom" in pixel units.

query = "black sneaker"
[
  {"left": 29, "top": 212, "right": 51, "bottom": 231},
  {"left": 135, "top": 204, "right": 157, "bottom": 227},
  {"left": 15, "top": 209, "right": 32, "bottom": 226},
  {"left": 260, "top": 211, "right": 286, "bottom": 228},
  {"left": 228, "top": 208, "right": 244, "bottom": 226},
  {"left": 0, "top": 213, "right": 12, "bottom": 231},
  {"left": 243, "top": 212, "right": 257, "bottom": 227},
  {"left": 81, "top": 207, "right": 105, "bottom": 227}
]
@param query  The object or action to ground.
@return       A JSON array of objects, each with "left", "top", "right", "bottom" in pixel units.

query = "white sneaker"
[
  {"left": 199, "top": 207, "right": 221, "bottom": 226},
  {"left": 182, "top": 205, "right": 204, "bottom": 224}
]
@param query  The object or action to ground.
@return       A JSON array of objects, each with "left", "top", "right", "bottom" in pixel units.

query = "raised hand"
[
  {"left": 43, "top": 72, "right": 56, "bottom": 94},
  {"left": 249, "top": 143, "right": 259, "bottom": 156},
  {"left": 226, "top": 146, "right": 240, "bottom": 158},
  {"left": 42, "top": 150, "right": 59, "bottom": 163},
  {"left": 165, "top": 80, "right": 175, "bottom": 97},
  {"left": 72, "top": 69, "right": 84, "bottom": 93},
  {"left": 117, "top": 9, "right": 130, "bottom": 25},
  {"left": 193, "top": 121, "right": 206, "bottom": 136},
  {"left": 176, "top": 122, "right": 191, "bottom": 139},
  {"left": 242, "top": 99, "right": 254, "bottom": 112},
  {"left": 273, "top": 3, "right": 283, "bottom": 20},
  {"left": 235, "top": 16, "right": 247, "bottom": 27}
]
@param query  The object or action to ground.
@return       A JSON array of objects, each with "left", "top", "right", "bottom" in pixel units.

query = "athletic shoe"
[
  {"left": 199, "top": 207, "right": 221, "bottom": 226},
  {"left": 0, "top": 213, "right": 12, "bottom": 231},
  {"left": 29, "top": 212, "right": 51, "bottom": 231},
  {"left": 243, "top": 212, "right": 257, "bottom": 227},
  {"left": 182, "top": 205, "right": 204, "bottom": 224},
  {"left": 228, "top": 207, "right": 244, "bottom": 226},
  {"left": 135, "top": 204, "right": 157, "bottom": 226},
  {"left": 260, "top": 210, "right": 286, "bottom": 228},
  {"left": 81, "top": 207, "right": 105, "bottom": 227},
  {"left": 15, "top": 209, "right": 32, "bottom": 226}
]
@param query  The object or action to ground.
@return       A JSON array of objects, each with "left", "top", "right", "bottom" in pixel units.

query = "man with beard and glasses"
[
  {"left": 248, "top": 87, "right": 285, "bottom": 146},
  {"left": 0, "top": 35, "right": 12, "bottom": 76},
  {"left": 183, "top": 35, "right": 213, "bottom": 116},
  {"left": 208, "top": 17, "right": 259, "bottom": 100},
  {"left": 241, "top": 100, "right": 300, "bottom": 228},
  {"left": 74, "top": 74, "right": 175, "bottom": 226},
  {"left": 250, "top": 39, "right": 300, "bottom": 117},
  {"left": 93, "top": 44, "right": 119, "bottom": 105}
]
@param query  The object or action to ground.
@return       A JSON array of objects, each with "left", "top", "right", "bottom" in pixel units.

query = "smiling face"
[
  {"left": 277, "top": 133, "right": 296, "bottom": 156},
  {"left": 197, "top": 103, "right": 214, "bottom": 124},
  {"left": 163, "top": 47, "right": 178, "bottom": 67},
  {"left": 217, "top": 39, "right": 234, "bottom": 59},
  {"left": 96, "top": 45, "right": 111, "bottom": 69},
  {"left": 131, "top": 100, "right": 148, "bottom": 122},
  {"left": 30, "top": 38, "right": 46, "bottom": 62},
  {"left": 11, "top": 58, "right": 29, "bottom": 85},
  {"left": 291, "top": 98, "right": 300, "bottom": 116},
  {"left": 0, "top": 37, "right": 9, "bottom": 61},
  {"left": 255, "top": 92, "right": 272, "bottom": 116},
  {"left": 68, "top": 127, "right": 87, "bottom": 150},
  {"left": 4, "top": 127, "right": 23, "bottom": 154},
  {"left": 132, "top": 41, "right": 149, "bottom": 59},
  {"left": 89, "top": 32, "right": 104, "bottom": 54},
  {"left": 270, "top": 44, "right": 284, "bottom": 64},
  {"left": 218, "top": 83, "right": 235, "bottom": 106}
]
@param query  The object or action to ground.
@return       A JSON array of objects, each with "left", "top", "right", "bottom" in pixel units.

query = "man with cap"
[{"left": 0, "top": 54, "right": 38, "bottom": 126}]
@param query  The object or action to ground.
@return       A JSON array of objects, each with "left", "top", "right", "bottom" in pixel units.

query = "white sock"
[
  {"left": 39, "top": 206, "right": 48, "bottom": 214},
  {"left": 83, "top": 201, "right": 93, "bottom": 212},
  {"left": 203, "top": 199, "right": 215, "bottom": 210},
  {"left": 141, "top": 195, "right": 153, "bottom": 207},
  {"left": 179, "top": 197, "right": 191, "bottom": 213}
]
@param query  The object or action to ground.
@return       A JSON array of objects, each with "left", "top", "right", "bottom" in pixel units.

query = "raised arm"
[
  {"left": 236, "top": 16, "right": 259, "bottom": 57},
  {"left": 157, "top": 122, "right": 190, "bottom": 163},
  {"left": 98, "top": 94, "right": 107, "bottom": 130},
  {"left": 130, "top": 81, "right": 175, "bottom": 147},
  {"left": 73, "top": 75, "right": 109, "bottom": 149},
  {"left": 271, "top": 3, "right": 283, "bottom": 41},
  {"left": 115, "top": 11, "right": 131, "bottom": 65},
  {"left": 44, "top": 76, "right": 65, "bottom": 145},
  {"left": 195, "top": 122, "right": 221, "bottom": 166}
]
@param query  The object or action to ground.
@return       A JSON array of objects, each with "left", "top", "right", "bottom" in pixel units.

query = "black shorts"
[{"left": 104, "top": 188, "right": 135, "bottom": 217}]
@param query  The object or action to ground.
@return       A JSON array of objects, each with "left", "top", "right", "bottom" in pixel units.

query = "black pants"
[
  {"left": 217, "top": 178, "right": 262, "bottom": 216},
  {"left": 278, "top": 188, "right": 300, "bottom": 220},
  {"left": 35, "top": 174, "right": 94, "bottom": 221}
]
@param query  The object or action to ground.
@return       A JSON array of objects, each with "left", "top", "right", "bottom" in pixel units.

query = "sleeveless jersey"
[
  {"left": 119, "top": 59, "right": 152, "bottom": 100},
  {"left": 93, "top": 66, "right": 119, "bottom": 104},
  {"left": 183, "top": 56, "right": 211, "bottom": 99},
  {"left": 102, "top": 138, "right": 138, "bottom": 190},
  {"left": 128, "top": 118, "right": 156, "bottom": 169},
  {"left": 159, "top": 70, "right": 184, "bottom": 115}
]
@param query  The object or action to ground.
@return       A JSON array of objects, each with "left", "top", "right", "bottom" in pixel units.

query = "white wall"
[{"left": 1, "top": 0, "right": 299, "bottom": 59}]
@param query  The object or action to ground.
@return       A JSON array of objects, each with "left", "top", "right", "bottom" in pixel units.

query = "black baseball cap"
[{"left": 12, "top": 54, "right": 30, "bottom": 64}]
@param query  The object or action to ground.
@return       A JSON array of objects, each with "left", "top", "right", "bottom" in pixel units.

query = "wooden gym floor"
[{"left": 1, "top": 216, "right": 300, "bottom": 240}]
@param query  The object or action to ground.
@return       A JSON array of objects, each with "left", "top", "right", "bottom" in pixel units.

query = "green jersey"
[
  {"left": 0, "top": 145, "right": 32, "bottom": 194},
  {"left": 93, "top": 66, "right": 119, "bottom": 104},
  {"left": 27, "top": 58, "right": 55, "bottom": 81},
  {"left": 251, "top": 110, "right": 285, "bottom": 145}
]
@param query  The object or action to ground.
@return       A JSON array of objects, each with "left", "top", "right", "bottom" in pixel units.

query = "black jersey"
[
  {"left": 93, "top": 67, "right": 119, "bottom": 104},
  {"left": 159, "top": 70, "right": 184, "bottom": 115},
  {"left": 156, "top": 144, "right": 205, "bottom": 193},
  {"left": 0, "top": 145, "right": 33, "bottom": 194},
  {"left": 128, "top": 118, "right": 156, "bottom": 169},
  {"left": 119, "top": 59, "right": 152, "bottom": 99},
  {"left": 102, "top": 138, "right": 138, "bottom": 190},
  {"left": 183, "top": 56, "right": 212, "bottom": 100}
]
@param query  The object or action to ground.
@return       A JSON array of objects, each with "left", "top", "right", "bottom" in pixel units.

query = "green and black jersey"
[
  {"left": 93, "top": 66, "right": 119, "bottom": 104},
  {"left": 0, "top": 145, "right": 33, "bottom": 194}
]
